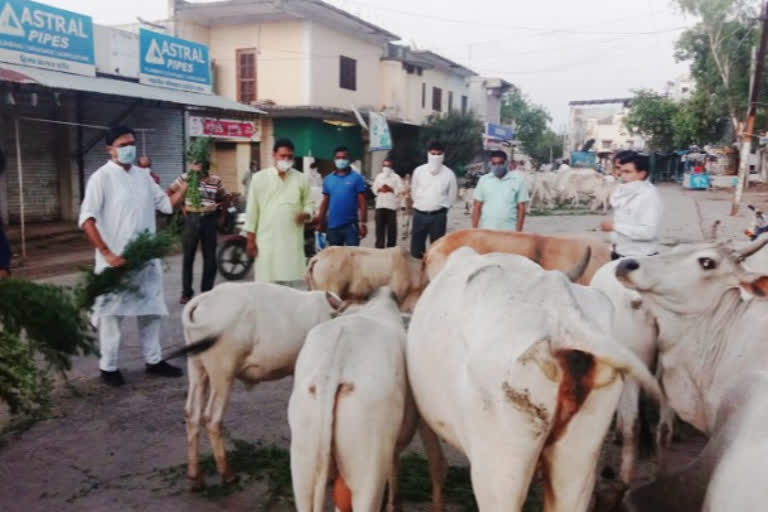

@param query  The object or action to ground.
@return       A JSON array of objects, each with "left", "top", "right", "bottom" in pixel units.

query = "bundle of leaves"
[
  {"left": 186, "top": 169, "right": 202, "bottom": 210},
  {"left": 0, "top": 279, "right": 95, "bottom": 414},
  {"left": 75, "top": 229, "right": 178, "bottom": 311}
]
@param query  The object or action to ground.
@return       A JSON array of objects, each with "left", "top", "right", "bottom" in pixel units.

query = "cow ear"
[
  {"left": 325, "top": 291, "right": 344, "bottom": 310},
  {"left": 740, "top": 274, "right": 768, "bottom": 298}
]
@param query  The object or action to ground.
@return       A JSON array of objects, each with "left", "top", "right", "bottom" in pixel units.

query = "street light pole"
[{"left": 732, "top": 0, "right": 768, "bottom": 216}]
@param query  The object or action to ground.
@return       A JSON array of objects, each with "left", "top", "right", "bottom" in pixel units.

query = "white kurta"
[{"left": 78, "top": 160, "right": 173, "bottom": 319}]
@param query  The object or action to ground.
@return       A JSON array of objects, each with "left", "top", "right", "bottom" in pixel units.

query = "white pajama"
[{"left": 97, "top": 315, "right": 163, "bottom": 372}]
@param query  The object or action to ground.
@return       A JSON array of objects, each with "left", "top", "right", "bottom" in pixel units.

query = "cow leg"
[
  {"left": 617, "top": 378, "right": 641, "bottom": 484},
  {"left": 541, "top": 378, "right": 623, "bottom": 512},
  {"left": 185, "top": 358, "right": 208, "bottom": 490},
  {"left": 656, "top": 402, "right": 676, "bottom": 476},
  {"left": 387, "top": 396, "right": 419, "bottom": 512},
  {"left": 203, "top": 367, "right": 237, "bottom": 485},
  {"left": 418, "top": 422, "right": 447, "bottom": 512}
]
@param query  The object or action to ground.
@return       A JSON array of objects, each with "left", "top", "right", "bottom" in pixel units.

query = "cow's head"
[{"left": 614, "top": 239, "right": 768, "bottom": 314}]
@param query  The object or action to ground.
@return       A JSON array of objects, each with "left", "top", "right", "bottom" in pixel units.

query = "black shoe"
[
  {"left": 101, "top": 369, "right": 125, "bottom": 387},
  {"left": 146, "top": 360, "right": 183, "bottom": 378}
]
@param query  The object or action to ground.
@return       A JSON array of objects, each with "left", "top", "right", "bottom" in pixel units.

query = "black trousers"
[
  {"left": 182, "top": 213, "right": 217, "bottom": 298},
  {"left": 375, "top": 208, "right": 398, "bottom": 248},
  {"left": 410, "top": 209, "right": 448, "bottom": 259}
]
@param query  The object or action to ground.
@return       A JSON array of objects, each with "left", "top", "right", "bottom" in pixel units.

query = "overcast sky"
[{"left": 45, "top": 0, "right": 694, "bottom": 128}]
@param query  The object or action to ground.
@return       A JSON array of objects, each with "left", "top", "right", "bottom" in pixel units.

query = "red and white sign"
[{"left": 188, "top": 116, "right": 260, "bottom": 141}]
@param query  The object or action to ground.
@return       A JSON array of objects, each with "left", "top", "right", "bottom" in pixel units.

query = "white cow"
[
  {"left": 558, "top": 168, "right": 605, "bottom": 206},
  {"left": 169, "top": 282, "right": 343, "bottom": 488},
  {"left": 591, "top": 261, "right": 676, "bottom": 484},
  {"left": 408, "top": 248, "right": 661, "bottom": 511},
  {"left": 613, "top": 239, "right": 768, "bottom": 511},
  {"left": 289, "top": 288, "right": 429, "bottom": 512}
]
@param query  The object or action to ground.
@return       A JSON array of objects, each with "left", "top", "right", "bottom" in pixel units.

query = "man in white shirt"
[
  {"left": 372, "top": 158, "right": 404, "bottom": 248},
  {"left": 409, "top": 141, "right": 458, "bottom": 258},
  {"left": 600, "top": 151, "right": 663, "bottom": 259},
  {"left": 79, "top": 126, "right": 189, "bottom": 387}
]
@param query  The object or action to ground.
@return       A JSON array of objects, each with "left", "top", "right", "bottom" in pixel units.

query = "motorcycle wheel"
[{"left": 217, "top": 238, "right": 253, "bottom": 280}]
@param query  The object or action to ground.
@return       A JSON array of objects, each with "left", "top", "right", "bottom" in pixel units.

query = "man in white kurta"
[
  {"left": 79, "top": 126, "right": 187, "bottom": 387},
  {"left": 245, "top": 139, "right": 314, "bottom": 283}
]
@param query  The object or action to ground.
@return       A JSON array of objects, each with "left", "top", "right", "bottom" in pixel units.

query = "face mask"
[
  {"left": 335, "top": 159, "right": 350, "bottom": 170},
  {"left": 428, "top": 154, "right": 444, "bottom": 174},
  {"left": 276, "top": 160, "right": 292, "bottom": 172},
  {"left": 382, "top": 166, "right": 393, "bottom": 175},
  {"left": 116, "top": 145, "right": 136, "bottom": 165},
  {"left": 491, "top": 164, "right": 508, "bottom": 178}
]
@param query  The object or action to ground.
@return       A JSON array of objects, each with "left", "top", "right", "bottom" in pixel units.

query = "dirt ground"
[{"left": 0, "top": 184, "right": 760, "bottom": 511}]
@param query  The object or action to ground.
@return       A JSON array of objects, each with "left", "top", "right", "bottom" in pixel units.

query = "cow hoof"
[
  {"left": 188, "top": 475, "right": 206, "bottom": 491},
  {"left": 221, "top": 471, "right": 239, "bottom": 486}
]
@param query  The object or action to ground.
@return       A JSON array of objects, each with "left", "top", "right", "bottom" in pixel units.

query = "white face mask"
[
  {"left": 382, "top": 166, "right": 393, "bottom": 175},
  {"left": 428, "top": 153, "right": 444, "bottom": 174},
  {"left": 276, "top": 160, "right": 292, "bottom": 172}
]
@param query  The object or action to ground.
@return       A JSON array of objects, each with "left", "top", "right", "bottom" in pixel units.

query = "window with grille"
[
  {"left": 432, "top": 87, "right": 442, "bottom": 112},
  {"left": 448, "top": 91, "right": 454, "bottom": 112},
  {"left": 237, "top": 49, "right": 257, "bottom": 104},
  {"left": 421, "top": 83, "right": 426, "bottom": 108},
  {"left": 340, "top": 56, "right": 357, "bottom": 91},
  {"left": 461, "top": 95, "right": 468, "bottom": 114}
]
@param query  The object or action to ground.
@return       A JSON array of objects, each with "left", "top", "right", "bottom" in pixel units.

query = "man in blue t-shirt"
[{"left": 314, "top": 146, "right": 368, "bottom": 246}]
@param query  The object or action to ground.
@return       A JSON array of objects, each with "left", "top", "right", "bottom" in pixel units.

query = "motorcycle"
[
  {"left": 746, "top": 204, "right": 768, "bottom": 241},
  {"left": 216, "top": 193, "right": 241, "bottom": 235},
  {"left": 217, "top": 212, "right": 253, "bottom": 281}
]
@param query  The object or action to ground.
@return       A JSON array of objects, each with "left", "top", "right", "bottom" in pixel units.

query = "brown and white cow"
[
  {"left": 305, "top": 246, "right": 426, "bottom": 312},
  {"left": 424, "top": 229, "right": 611, "bottom": 285}
]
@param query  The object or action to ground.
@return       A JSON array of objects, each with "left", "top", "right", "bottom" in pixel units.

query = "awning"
[{"left": 0, "top": 63, "right": 264, "bottom": 114}]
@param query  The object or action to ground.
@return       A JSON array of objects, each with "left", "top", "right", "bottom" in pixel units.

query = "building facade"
[{"left": 567, "top": 98, "right": 645, "bottom": 154}]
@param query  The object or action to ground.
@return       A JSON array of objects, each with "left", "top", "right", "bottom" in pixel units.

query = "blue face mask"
[
  {"left": 491, "top": 164, "right": 508, "bottom": 178},
  {"left": 116, "top": 145, "right": 136, "bottom": 165},
  {"left": 335, "top": 158, "right": 349, "bottom": 170}
]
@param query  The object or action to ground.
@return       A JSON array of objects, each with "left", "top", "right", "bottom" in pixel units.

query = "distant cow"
[
  {"left": 423, "top": 229, "right": 611, "bottom": 285},
  {"left": 306, "top": 246, "right": 426, "bottom": 312}
]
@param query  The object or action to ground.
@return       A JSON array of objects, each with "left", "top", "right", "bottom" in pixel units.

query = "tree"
[
  {"left": 624, "top": 90, "right": 684, "bottom": 152},
  {"left": 674, "top": 0, "right": 759, "bottom": 138},
  {"left": 419, "top": 111, "right": 484, "bottom": 175},
  {"left": 500, "top": 86, "right": 561, "bottom": 164}
]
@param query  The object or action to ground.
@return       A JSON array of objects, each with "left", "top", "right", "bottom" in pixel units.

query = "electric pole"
[{"left": 732, "top": 0, "right": 768, "bottom": 216}]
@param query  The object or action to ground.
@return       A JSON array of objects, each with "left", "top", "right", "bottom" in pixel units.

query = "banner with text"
[
  {"left": 0, "top": 0, "right": 95, "bottom": 76},
  {"left": 188, "top": 116, "right": 260, "bottom": 141},
  {"left": 139, "top": 28, "right": 211, "bottom": 94}
]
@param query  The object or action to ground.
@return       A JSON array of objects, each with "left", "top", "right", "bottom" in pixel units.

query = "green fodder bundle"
[{"left": 75, "top": 229, "right": 178, "bottom": 311}]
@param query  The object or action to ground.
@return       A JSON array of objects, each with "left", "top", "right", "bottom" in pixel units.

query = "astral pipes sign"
[
  {"left": 139, "top": 28, "right": 211, "bottom": 94},
  {"left": 0, "top": 0, "right": 95, "bottom": 76}
]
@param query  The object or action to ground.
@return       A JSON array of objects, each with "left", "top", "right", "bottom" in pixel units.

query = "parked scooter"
[{"left": 746, "top": 204, "right": 768, "bottom": 241}]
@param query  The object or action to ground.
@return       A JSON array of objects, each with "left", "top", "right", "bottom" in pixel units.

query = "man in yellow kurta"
[{"left": 245, "top": 139, "right": 314, "bottom": 282}]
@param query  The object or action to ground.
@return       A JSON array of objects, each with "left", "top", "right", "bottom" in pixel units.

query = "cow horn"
[
  {"left": 565, "top": 246, "right": 592, "bottom": 282},
  {"left": 736, "top": 237, "right": 768, "bottom": 261},
  {"left": 709, "top": 220, "right": 721, "bottom": 241}
]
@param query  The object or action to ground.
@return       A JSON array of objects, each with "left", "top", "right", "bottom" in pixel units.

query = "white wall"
[{"left": 309, "top": 22, "right": 384, "bottom": 109}]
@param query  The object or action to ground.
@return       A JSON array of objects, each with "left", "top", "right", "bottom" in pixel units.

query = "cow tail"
[
  {"left": 311, "top": 330, "right": 346, "bottom": 512},
  {"left": 306, "top": 255, "right": 320, "bottom": 291},
  {"left": 169, "top": 293, "right": 220, "bottom": 360}
]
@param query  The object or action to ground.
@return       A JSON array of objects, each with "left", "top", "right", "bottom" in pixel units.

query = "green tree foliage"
[
  {"left": 0, "top": 280, "right": 96, "bottom": 415},
  {"left": 501, "top": 86, "right": 563, "bottom": 164},
  {"left": 420, "top": 111, "right": 484, "bottom": 175},
  {"left": 625, "top": 90, "right": 684, "bottom": 151},
  {"left": 674, "top": 0, "right": 759, "bottom": 139}
]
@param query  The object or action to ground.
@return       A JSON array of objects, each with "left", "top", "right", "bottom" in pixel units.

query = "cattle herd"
[{"left": 169, "top": 226, "right": 768, "bottom": 512}]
